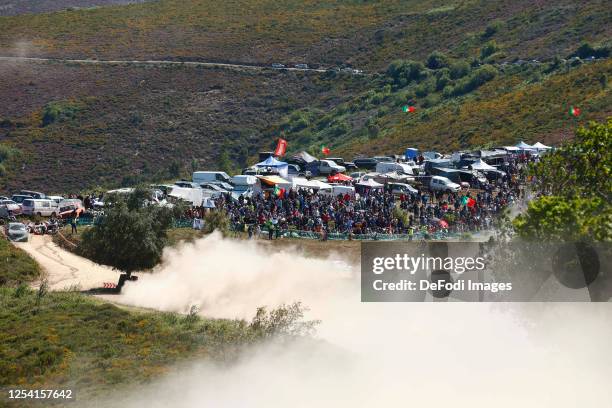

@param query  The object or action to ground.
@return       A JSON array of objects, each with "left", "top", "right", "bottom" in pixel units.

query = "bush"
[
  {"left": 480, "top": 41, "right": 499, "bottom": 60},
  {"left": 426, "top": 51, "right": 449, "bottom": 69},
  {"left": 203, "top": 210, "right": 231, "bottom": 235},
  {"left": 41, "top": 101, "right": 81, "bottom": 127},
  {"left": 386, "top": 59, "right": 426, "bottom": 87},
  {"left": 448, "top": 65, "right": 498, "bottom": 97},
  {"left": 449, "top": 60, "right": 471, "bottom": 79}
]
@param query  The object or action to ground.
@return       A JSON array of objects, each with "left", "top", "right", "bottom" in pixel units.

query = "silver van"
[{"left": 21, "top": 199, "right": 58, "bottom": 217}]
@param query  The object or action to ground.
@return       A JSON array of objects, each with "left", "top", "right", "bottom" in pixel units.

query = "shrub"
[
  {"left": 426, "top": 51, "right": 449, "bottom": 69},
  {"left": 480, "top": 41, "right": 499, "bottom": 60},
  {"left": 449, "top": 60, "right": 471, "bottom": 79}
]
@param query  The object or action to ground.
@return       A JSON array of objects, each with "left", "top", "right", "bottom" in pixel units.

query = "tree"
[
  {"left": 514, "top": 119, "right": 612, "bottom": 241},
  {"left": 79, "top": 187, "right": 181, "bottom": 278}
]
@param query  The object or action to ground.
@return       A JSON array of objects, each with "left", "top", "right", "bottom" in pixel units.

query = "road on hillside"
[
  {"left": 14, "top": 234, "right": 119, "bottom": 291},
  {"left": 0, "top": 55, "right": 341, "bottom": 74}
]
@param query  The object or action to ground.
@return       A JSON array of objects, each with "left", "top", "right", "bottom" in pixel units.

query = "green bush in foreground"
[
  {"left": 514, "top": 119, "right": 612, "bottom": 241},
  {"left": 0, "top": 239, "right": 41, "bottom": 286}
]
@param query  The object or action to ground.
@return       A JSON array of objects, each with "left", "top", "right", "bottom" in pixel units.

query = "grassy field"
[
  {"left": 0, "top": 237, "right": 41, "bottom": 285},
  {"left": 0, "top": 285, "right": 278, "bottom": 406}
]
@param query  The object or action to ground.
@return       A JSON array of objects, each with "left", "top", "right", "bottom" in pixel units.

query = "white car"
[
  {"left": 0, "top": 199, "right": 22, "bottom": 215},
  {"left": 318, "top": 159, "right": 346, "bottom": 175},
  {"left": 429, "top": 176, "right": 461, "bottom": 193}
]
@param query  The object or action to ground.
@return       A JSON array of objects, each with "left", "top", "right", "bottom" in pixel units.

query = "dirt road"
[{"left": 14, "top": 234, "right": 118, "bottom": 291}]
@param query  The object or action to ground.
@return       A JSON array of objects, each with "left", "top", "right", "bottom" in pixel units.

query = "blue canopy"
[
  {"left": 255, "top": 156, "right": 288, "bottom": 167},
  {"left": 405, "top": 148, "right": 419, "bottom": 159},
  {"left": 255, "top": 156, "right": 289, "bottom": 178}
]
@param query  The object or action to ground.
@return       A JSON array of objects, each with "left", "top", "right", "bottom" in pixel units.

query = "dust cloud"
[{"left": 102, "top": 233, "right": 612, "bottom": 407}]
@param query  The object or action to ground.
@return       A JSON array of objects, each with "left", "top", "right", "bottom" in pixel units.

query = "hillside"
[
  {"left": 0, "top": 0, "right": 610, "bottom": 70},
  {"left": 0, "top": 0, "right": 610, "bottom": 192},
  {"left": 0, "top": 0, "right": 150, "bottom": 16}
]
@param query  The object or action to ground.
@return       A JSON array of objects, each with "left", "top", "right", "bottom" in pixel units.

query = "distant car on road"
[
  {"left": 294, "top": 63, "right": 309, "bottom": 69},
  {"left": 272, "top": 63, "right": 285, "bottom": 69},
  {"left": 6, "top": 222, "right": 28, "bottom": 242}
]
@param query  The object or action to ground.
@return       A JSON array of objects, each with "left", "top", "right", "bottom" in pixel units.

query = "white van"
[
  {"left": 376, "top": 162, "right": 415, "bottom": 175},
  {"left": 429, "top": 176, "right": 461, "bottom": 193},
  {"left": 192, "top": 171, "right": 231, "bottom": 185},
  {"left": 21, "top": 198, "right": 58, "bottom": 216}
]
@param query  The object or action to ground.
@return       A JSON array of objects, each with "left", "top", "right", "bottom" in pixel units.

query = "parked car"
[
  {"left": 207, "top": 181, "right": 234, "bottom": 191},
  {"left": 21, "top": 198, "right": 58, "bottom": 217},
  {"left": 388, "top": 183, "right": 418, "bottom": 196},
  {"left": 353, "top": 158, "right": 378, "bottom": 170},
  {"left": 192, "top": 171, "right": 232, "bottom": 184},
  {"left": 0, "top": 199, "right": 21, "bottom": 215},
  {"left": 6, "top": 222, "right": 28, "bottom": 242},
  {"left": 294, "top": 63, "right": 309, "bottom": 69},
  {"left": 58, "top": 199, "right": 85, "bottom": 219},
  {"left": 271, "top": 63, "right": 285, "bottom": 69},
  {"left": 373, "top": 156, "right": 394, "bottom": 163},
  {"left": 47, "top": 195, "right": 64, "bottom": 204},
  {"left": 429, "top": 176, "right": 461, "bottom": 193},
  {"left": 11, "top": 194, "right": 33, "bottom": 205},
  {"left": 19, "top": 190, "right": 46, "bottom": 199},
  {"left": 200, "top": 184, "right": 228, "bottom": 198},
  {"left": 318, "top": 159, "right": 346, "bottom": 175}
]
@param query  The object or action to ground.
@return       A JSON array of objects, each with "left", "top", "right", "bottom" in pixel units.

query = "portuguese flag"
[
  {"left": 321, "top": 145, "right": 330, "bottom": 155},
  {"left": 402, "top": 105, "right": 416, "bottom": 113},
  {"left": 569, "top": 106, "right": 581, "bottom": 117},
  {"left": 273, "top": 185, "right": 285, "bottom": 198}
]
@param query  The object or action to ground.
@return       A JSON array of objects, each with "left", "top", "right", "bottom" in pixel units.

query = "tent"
[
  {"left": 327, "top": 173, "right": 353, "bottom": 183},
  {"left": 356, "top": 178, "right": 384, "bottom": 189},
  {"left": 405, "top": 148, "right": 419, "bottom": 159},
  {"left": 255, "top": 156, "right": 289, "bottom": 178},
  {"left": 467, "top": 159, "right": 497, "bottom": 171},
  {"left": 291, "top": 151, "right": 317, "bottom": 164},
  {"left": 532, "top": 142, "right": 551, "bottom": 150},
  {"left": 515, "top": 141, "right": 535, "bottom": 150},
  {"left": 309, "top": 180, "right": 333, "bottom": 191}
]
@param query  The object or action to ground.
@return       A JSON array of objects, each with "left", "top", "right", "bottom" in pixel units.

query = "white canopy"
[
  {"left": 515, "top": 141, "right": 535, "bottom": 150},
  {"left": 356, "top": 178, "right": 384, "bottom": 188},
  {"left": 309, "top": 180, "right": 333, "bottom": 190},
  {"left": 532, "top": 142, "right": 552, "bottom": 150},
  {"left": 468, "top": 159, "right": 497, "bottom": 171}
]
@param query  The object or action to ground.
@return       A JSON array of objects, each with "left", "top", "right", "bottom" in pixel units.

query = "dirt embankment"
[{"left": 14, "top": 234, "right": 118, "bottom": 290}]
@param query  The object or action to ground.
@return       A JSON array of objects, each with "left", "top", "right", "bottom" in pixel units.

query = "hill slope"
[{"left": 0, "top": 0, "right": 610, "bottom": 192}]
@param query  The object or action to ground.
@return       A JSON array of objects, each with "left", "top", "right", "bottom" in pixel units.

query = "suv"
[
  {"left": 353, "top": 158, "right": 378, "bottom": 170},
  {"left": 318, "top": 160, "right": 346, "bottom": 175},
  {"left": 429, "top": 176, "right": 461, "bottom": 193}
]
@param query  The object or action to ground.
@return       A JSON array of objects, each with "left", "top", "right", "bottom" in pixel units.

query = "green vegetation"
[
  {"left": 0, "top": 238, "right": 41, "bottom": 286},
  {"left": 0, "top": 286, "right": 316, "bottom": 400},
  {"left": 79, "top": 187, "right": 183, "bottom": 275},
  {"left": 0, "top": 0, "right": 610, "bottom": 193},
  {"left": 514, "top": 119, "right": 611, "bottom": 241}
]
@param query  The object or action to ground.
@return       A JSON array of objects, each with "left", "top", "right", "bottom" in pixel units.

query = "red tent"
[{"left": 327, "top": 173, "right": 353, "bottom": 182}]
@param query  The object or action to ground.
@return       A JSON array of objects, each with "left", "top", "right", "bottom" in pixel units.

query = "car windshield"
[{"left": 9, "top": 224, "right": 25, "bottom": 231}]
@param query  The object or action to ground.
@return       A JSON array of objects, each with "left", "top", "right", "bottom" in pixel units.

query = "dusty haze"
[{"left": 93, "top": 233, "right": 611, "bottom": 407}]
